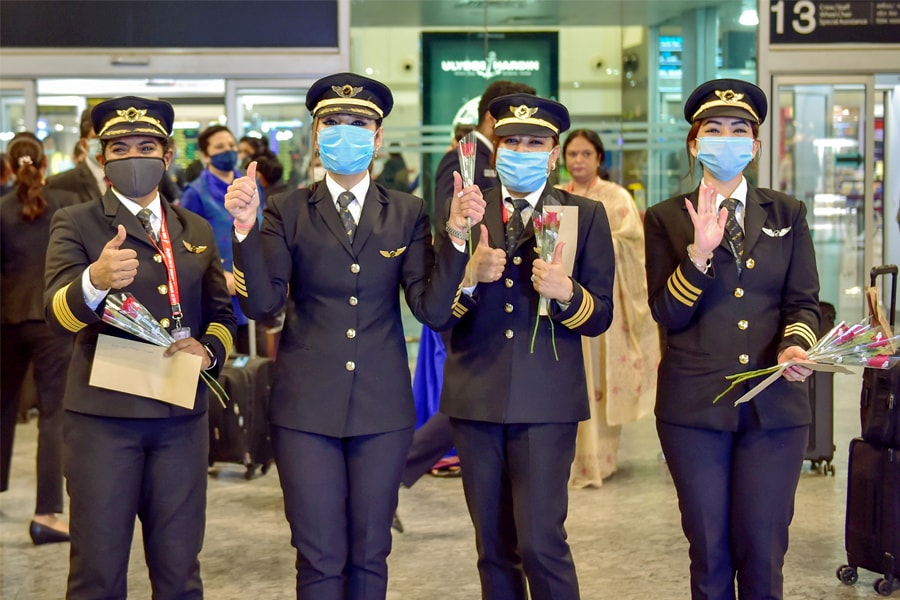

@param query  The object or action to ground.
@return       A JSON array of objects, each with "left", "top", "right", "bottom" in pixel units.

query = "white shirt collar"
[
  {"left": 474, "top": 130, "right": 492, "bottom": 152},
  {"left": 707, "top": 176, "right": 749, "bottom": 209},
  {"left": 500, "top": 182, "right": 547, "bottom": 211},
  {"left": 325, "top": 172, "right": 370, "bottom": 207},
  {"left": 85, "top": 157, "right": 107, "bottom": 193},
  {"left": 113, "top": 188, "right": 163, "bottom": 222}
]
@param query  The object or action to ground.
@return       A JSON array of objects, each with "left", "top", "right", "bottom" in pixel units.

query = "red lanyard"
[{"left": 149, "top": 209, "right": 183, "bottom": 327}]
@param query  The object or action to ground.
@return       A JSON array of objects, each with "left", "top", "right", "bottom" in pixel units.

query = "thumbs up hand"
[
  {"left": 89, "top": 224, "right": 139, "bottom": 290},
  {"left": 462, "top": 224, "right": 507, "bottom": 287},
  {"left": 531, "top": 240, "right": 573, "bottom": 303},
  {"left": 224, "top": 160, "right": 260, "bottom": 231}
]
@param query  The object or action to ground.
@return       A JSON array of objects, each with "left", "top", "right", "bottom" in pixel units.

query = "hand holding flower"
[
  {"left": 777, "top": 345, "right": 813, "bottom": 382},
  {"left": 685, "top": 182, "right": 727, "bottom": 256},
  {"left": 448, "top": 171, "right": 485, "bottom": 232},
  {"left": 462, "top": 225, "right": 506, "bottom": 287},
  {"left": 531, "top": 241, "right": 572, "bottom": 302}
]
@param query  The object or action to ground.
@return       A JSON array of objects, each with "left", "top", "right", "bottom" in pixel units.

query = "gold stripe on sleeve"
[
  {"left": 52, "top": 284, "right": 88, "bottom": 332},
  {"left": 206, "top": 323, "right": 233, "bottom": 358},
  {"left": 785, "top": 322, "right": 818, "bottom": 348},
  {"left": 561, "top": 288, "right": 594, "bottom": 329}
]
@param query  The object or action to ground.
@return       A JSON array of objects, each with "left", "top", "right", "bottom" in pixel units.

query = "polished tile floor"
[{"left": 0, "top": 371, "right": 890, "bottom": 599}]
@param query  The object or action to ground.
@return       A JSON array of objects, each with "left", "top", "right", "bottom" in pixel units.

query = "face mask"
[
  {"left": 105, "top": 157, "right": 166, "bottom": 198},
  {"left": 86, "top": 138, "right": 102, "bottom": 165},
  {"left": 210, "top": 149, "right": 238, "bottom": 172},
  {"left": 317, "top": 125, "right": 375, "bottom": 175},
  {"left": 311, "top": 166, "right": 327, "bottom": 182},
  {"left": 696, "top": 137, "right": 755, "bottom": 182},
  {"left": 495, "top": 147, "right": 552, "bottom": 193}
]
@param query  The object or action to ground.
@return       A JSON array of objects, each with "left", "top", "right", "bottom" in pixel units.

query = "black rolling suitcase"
[
  {"left": 805, "top": 301, "right": 837, "bottom": 474},
  {"left": 208, "top": 322, "right": 275, "bottom": 479},
  {"left": 837, "top": 438, "right": 900, "bottom": 596},
  {"left": 861, "top": 266, "right": 900, "bottom": 448}
]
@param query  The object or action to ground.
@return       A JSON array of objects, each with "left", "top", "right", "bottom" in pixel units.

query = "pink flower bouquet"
[{"left": 530, "top": 210, "right": 561, "bottom": 359}]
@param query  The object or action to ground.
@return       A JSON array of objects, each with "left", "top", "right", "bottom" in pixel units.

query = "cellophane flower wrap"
[
  {"left": 530, "top": 209, "right": 561, "bottom": 359},
  {"left": 713, "top": 317, "right": 900, "bottom": 404},
  {"left": 456, "top": 130, "right": 478, "bottom": 278},
  {"left": 101, "top": 292, "right": 228, "bottom": 407}
]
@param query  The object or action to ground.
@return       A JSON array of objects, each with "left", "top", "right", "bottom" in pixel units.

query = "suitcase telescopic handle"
[{"left": 869, "top": 264, "right": 898, "bottom": 326}]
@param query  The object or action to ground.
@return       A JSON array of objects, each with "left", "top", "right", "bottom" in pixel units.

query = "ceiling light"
[{"left": 739, "top": 9, "right": 759, "bottom": 26}]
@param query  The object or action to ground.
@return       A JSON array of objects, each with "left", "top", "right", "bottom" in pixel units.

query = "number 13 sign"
[{"left": 769, "top": 0, "right": 900, "bottom": 44}]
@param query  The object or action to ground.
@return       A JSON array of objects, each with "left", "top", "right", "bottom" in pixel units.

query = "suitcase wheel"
[
  {"left": 874, "top": 576, "right": 898, "bottom": 596},
  {"left": 837, "top": 565, "right": 858, "bottom": 585}
]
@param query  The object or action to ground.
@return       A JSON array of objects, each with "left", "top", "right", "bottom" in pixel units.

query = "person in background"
[
  {"left": 399, "top": 80, "right": 538, "bottom": 495},
  {"left": 557, "top": 129, "right": 659, "bottom": 488},
  {"left": 440, "top": 93, "right": 615, "bottom": 600},
  {"left": 224, "top": 72, "right": 484, "bottom": 600},
  {"left": 1, "top": 132, "right": 78, "bottom": 545},
  {"left": 238, "top": 135, "right": 268, "bottom": 170},
  {"left": 256, "top": 152, "right": 289, "bottom": 200},
  {"left": 376, "top": 143, "right": 410, "bottom": 192},
  {"left": 44, "top": 96, "right": 236, "bottom": 599},
  {"left": 46, "top": 108, "right": 105, "bottom": 204},
  {"left": 181, "top": 125, "right": 255, "bottom": 353},
  {"left": 644, "top": 79, "right": 820, "bottom": 600},
  {"left": 0, "top": 153, "right": 13, "bottom": 195}
]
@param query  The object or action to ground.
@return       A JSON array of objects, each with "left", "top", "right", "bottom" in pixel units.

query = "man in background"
[{"left": 46, "top": 108, "right": 105, "bottom": 204}]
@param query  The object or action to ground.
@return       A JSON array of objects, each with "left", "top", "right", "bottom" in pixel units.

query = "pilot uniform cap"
[
  {"left": 91, "top": 96, "right": 174, "bottom": 141},
  {"left": 489, "top": 93, "right": 571, "bottom": 138},
  {"left": 306, "top": 73, "right": 394, "bottom": 120},
  {"left": 684, "top": 79, "right": 768, "bottom": 125}
]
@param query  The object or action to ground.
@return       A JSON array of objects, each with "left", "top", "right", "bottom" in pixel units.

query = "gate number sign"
[{"left": 770, "top": 1, "right": 900, "bottom": 44}]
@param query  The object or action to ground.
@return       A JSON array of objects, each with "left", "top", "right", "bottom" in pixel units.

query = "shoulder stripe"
[{"left": 52, "top": 284, "right": 88, "bottom": 332}]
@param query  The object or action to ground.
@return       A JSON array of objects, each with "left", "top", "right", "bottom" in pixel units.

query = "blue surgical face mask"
[
  {"left": 210, "top": 149, "right": 238, "bottom": 172},
  {"left": 495, "top": 147, "right": 552, "bottom": 193},
  {"left": 316, "top": 125, "right": 376, "bottom": 175},
  {"left": 696, "top": 137, "right": 755, "bottom": 182}
]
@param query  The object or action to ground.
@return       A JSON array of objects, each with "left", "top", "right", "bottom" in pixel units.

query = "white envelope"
[
  {"left": 89, "top": 334, "right": 202, "bottom": 409},
  {"left": 733, "top": 361, "right": 855, "bottom": 406}
]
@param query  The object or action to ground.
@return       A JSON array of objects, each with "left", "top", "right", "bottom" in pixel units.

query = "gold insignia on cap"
[
  {"left": 332, "top": 84, "right": 363, "bottom": 98},
  {"left": 119, "top": 107, "right": 148, "bottom": 122},
  {"left": 511, "top": 105, "right": 539, "bottom": 120},
  {"left": 716, "top": 89, "right": 745, "bottom": 103}
]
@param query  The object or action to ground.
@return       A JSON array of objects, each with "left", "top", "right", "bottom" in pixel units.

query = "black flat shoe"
[
  {"left": 391, "top": 511, "right": 404, "bottom": 534},
  {"left": 29, "top": 521, "right": 70, "bottom": 545}
]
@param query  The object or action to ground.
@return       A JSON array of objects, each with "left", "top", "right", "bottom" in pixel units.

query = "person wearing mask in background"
[
  {"left": 399, "top": 79, "right": 539, "bottom": 494},
  {"left": 1, "top": 132, "right": 79, "bottom": 545},
  {"left": 557, "top": 129, "right": 659, "bottom": 488},
  {"left": 644, "top": 79, "right": 820, "bottom": 600},
  {"left": 44, "top": 96, "right": 235, "bottom": 599},
  {"left": 181, "top": 125, "right": 257, "bottom": 353},
  {"left": 224, "top": 73, "right": 485, "bottom": 600},
  {"left": 440, "top": 94, "right": 615, "bottom": 600},
  {"left": 376, "top": 143, "right": 410, "bottom": 193},
  {"left": 46, "top": 108, "right": 105, "bottom": 204}
]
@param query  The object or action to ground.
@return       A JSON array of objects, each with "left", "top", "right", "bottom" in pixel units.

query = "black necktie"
[
  {"left": 337, "top": 191, "right": 356, "bottom": 242},
  {"left": 137, "top": 208, "right": 157, "bottom": 243},
  {"left": 505, "top": 198, "right": 529, "bottom": 253},
  {"left": 721, "top": 197, "right": 744, "bottom": 272}
]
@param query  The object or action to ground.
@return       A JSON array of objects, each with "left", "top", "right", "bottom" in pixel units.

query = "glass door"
[
  {"left": 771, "top": 76, "right": 881, "bottom": 323},
  {"left": 0, "top": 80, "right": 37, "bottom": 151},
  {"left": 227, "top": 80, "right": 315, "bottom": 190}
]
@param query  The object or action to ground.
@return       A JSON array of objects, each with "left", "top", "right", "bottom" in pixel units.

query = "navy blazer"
[
  {"left": 232, "top": 181, "right": 468, "bottom": 438},
  {"left": 644, "top": 185, "right": 820, "bottom": 431},
  {"left": 440, "top": 185, "right": 615, "bottom": 424},
  {"left": 44, "top": 190, "right": 236, "bottom": 418},
  {"left": 45, "top": 161, "right": 103, "bottom": 205}
]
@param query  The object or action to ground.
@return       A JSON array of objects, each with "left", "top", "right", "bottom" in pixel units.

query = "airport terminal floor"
[{"left": 0, "top": 371, "right": 886, "bottom": 599}]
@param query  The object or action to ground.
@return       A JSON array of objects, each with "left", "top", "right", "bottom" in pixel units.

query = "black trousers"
[
  {"left": 450, "top": 418, "right": 580, "bottom": 600},
  {"left": 657, "top": 407, "right": 808, "bottom": 600},
  {"left": 64, "top": 411, "right": 208, "bottom": 600},
  {"left": 0, "top": 321, "right": 72, "bottom": 514},
  {"left": 273, "top": 425, "right": 414, "bottom": 600}
]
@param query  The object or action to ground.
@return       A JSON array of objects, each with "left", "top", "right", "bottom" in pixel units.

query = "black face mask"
[{"left": 104, "top": 157, "right": 165, "bottom": 198}]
